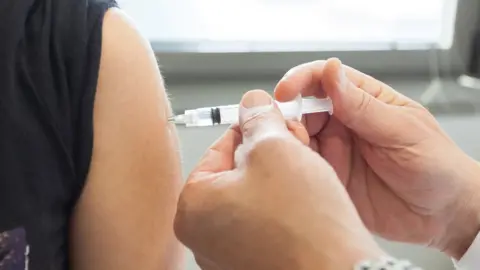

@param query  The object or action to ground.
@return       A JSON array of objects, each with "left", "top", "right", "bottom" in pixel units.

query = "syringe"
[{"left": 170, "top": 95, "right": 333, "bottom": 127}]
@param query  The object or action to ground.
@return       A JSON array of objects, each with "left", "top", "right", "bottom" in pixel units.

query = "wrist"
[
  {"left": 296, "top": 231, "right": 387, "bottom": 270},
  {"left": 441, "top": 158, "right": 480, "bottom": 260}
]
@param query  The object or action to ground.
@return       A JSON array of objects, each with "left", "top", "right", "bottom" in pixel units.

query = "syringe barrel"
[
  {"left": 183, "top": 105, "right": 239, "bottom": 127},
  {"left": 181, "top": 96, "right": 332, "bottom": 127},
  {"left": 276, "top": 95, "right": 303, "bottom": 121},
  {"left": 214, "top": 105, "right": 239, "bottom": 125}
]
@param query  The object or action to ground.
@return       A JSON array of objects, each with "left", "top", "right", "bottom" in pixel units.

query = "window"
[
  {"left": 118, "top": 0, "right": 457, "bottom": 52},
  {"left": 116, "top": 0, "right": 469, "bottom": 78}
]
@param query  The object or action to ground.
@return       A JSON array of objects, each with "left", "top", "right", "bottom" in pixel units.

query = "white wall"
[{"left": 168, "top": 77, "right": 480, "bottom": 270}]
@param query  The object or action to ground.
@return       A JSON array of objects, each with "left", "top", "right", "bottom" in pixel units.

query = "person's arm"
[{"left": 70, "top": 8, "right": 184, "bottom": 270}]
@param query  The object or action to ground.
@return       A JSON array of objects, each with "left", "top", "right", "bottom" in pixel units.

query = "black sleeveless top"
[{"left": 0, "top": 0, "right": 117, "bottom": 269}]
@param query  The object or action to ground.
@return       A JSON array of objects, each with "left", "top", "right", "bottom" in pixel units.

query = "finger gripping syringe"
[{"left": 170, "top": 95, "right": 333, "bottom": 127}]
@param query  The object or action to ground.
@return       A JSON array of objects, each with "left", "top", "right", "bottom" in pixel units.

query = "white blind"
[{"left": 117, "top": 0, "right": 458, "bottom": 52}]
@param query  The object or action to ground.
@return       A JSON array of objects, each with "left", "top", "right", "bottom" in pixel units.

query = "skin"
[
  {"left": 175, "top": 90, "right": 385, "bottom": 270},
  {"left": 70, "top": 9, "right": 184, "bottom": 270},
  {"left": 274, "top": 58, "right": 480, "bottom": 260}
]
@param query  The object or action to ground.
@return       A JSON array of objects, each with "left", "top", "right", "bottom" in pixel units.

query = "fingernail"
[
  {"left": 239, "top": 90, "right": 274, "bottom": 122},
  {"left": 338, "top": 64, "right": 348, "bottom": 92},
  {"left": 241, "top": 90, "right": 273, "bottom": 108}
]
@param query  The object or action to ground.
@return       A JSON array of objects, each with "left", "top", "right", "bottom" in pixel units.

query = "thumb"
[
  {"left": 236, "top": 89, "right": 302, "bottom": 170},
  {"left": 239, "top": 90, "right": 291, "bottom": 144},
  {"left": 322, "top": 58, "right": 405, "bottom": 141}
]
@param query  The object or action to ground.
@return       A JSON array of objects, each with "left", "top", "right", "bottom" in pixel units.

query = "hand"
[
  {"left": 174, "top": 90, "right": 384, "bottom": 270},
  {"left": 274, "top": 58, "right": 480, "bottom": 259}
]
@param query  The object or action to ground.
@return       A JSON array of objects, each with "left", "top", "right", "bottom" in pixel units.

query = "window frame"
[{"left": 153, "top": 0, "right": 479, "bottom": 79}]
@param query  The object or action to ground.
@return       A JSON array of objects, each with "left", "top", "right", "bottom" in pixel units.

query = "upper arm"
[{"left": 71, "top": 8, "right": 184, "bottom": 270}]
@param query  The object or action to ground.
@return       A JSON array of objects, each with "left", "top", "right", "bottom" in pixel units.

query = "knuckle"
[
  {"left": 343, "top": 91, "right": 372, "bottom": 128},
  {"left": 240, "top": 107, "right": 278, "bottom": 129},
  {"left": 241, "top": 111, "right": 269, "bottom": 130},
  {"left": 242, "top": 117, "right": 288, "bottom": 140},
  {"left": 357, "top": 90, "right": 372, "bottom": 113}
]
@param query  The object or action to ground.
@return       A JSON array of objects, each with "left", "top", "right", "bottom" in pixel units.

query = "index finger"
[
  {"left": 274, "top": 59, "right": 387, "bottom": 102},
  {"left": 190, "top": 125, "right": 242, "bottom": 177}
]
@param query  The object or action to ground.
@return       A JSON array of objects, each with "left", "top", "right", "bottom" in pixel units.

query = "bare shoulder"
[
  {"left": 71, "top": 7, "right": 184, "bottom": 270},
  {"left": 94, "top": 7, "right": 175, "bottom": 154},
  {"left": 98, "top": 7, "right": 168, "bottom": 110}
]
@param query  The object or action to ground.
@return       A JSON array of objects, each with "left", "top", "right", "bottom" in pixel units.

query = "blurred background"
[{"left": 117, "top": 0, "right": 479, "bottom": 269}]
